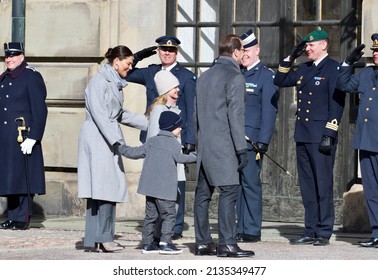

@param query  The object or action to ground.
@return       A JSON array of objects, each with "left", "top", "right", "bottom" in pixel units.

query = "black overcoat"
[{"left": 0, "top": 61, "right": 47, "bottom": 196}]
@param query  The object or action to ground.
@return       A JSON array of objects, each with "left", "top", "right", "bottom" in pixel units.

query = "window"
[{"left": 167, "top": 0, "right": 361, "bottom": 75}]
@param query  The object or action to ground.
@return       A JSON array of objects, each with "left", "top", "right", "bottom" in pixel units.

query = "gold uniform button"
[
  {"left": 366, "top": 108, "right": 370, "bottom": 111},
  {"left": 308, "top": 101, "right": 311, "bottom": 104},
  {"left": 297, "top": 117, "right": 300, "bottom": 120},
  {"left": 299, "top": 99, "right": 302, "bottom": 103},
  {"left": 299, "top": 91, "right": 302, "bottom": 94},
  {"left": 373, "top": 87, "right": 376, "bottom": 90},
  {"left": 309, "top": 92, "right": 313, "bottom": 95},
  {"left": 298, "top": 108, "right": 301, "bottom": 112},
  {"left": 369, "top": 97, "right": 373, "bottom": 101},
  {"left": 364, "top": 119, "right": 368, "bottom": 122},
  {"left": 305, "top": 118, "right": 309, "bottom": 122},
  {"left": 306, "top": 110, "right": 310, "bottom": 113}
]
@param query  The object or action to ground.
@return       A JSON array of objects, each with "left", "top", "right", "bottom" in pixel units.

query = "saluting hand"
[
  {"left": 345, "top": 44, "right": 365, "bottom": 65},
  {"left": 134, "top": 46, "right": 158, "bottom": 62},
  {"left": 289, "top": 41, "right": 306, "bottom": 62}
]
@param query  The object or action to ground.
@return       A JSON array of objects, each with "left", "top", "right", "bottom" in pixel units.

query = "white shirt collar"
[
  {"left": 162, "top": 62, "right": 177, "bottom": 71},
  {"left": 247, "top": 60, "right": 260, "bottom": 71},
  {"left": 313, "top": 54, "right": 328, "bottom": 66}
]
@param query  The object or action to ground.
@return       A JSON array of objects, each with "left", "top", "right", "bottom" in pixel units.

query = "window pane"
[
  {"left": 235, "top": 27, "right": 253, "bottom": 37},
  {"left": 199, "top": 27, "right": 219, "bottom": 63},
  {"left": 297, "top": 0, "right": 317, "bottom": 21},
  {"left": 177, "top": 0, "right": 196, "bottom": 22},
  {"left": 320, "top": 25, "right": 341, "bottom": 59},
  {"left": 321, "top": 0, "right": 341, "bottom": 20},
  {"left": 260, "top": 0, "right": 280, "bottom": 21},
  {"left": 259, "top": 26, "right": 280, "bottom": 66},
  {"left": 198, "top": 67, "right": 211, "bottom": 77},
  {"left": 177, "top": 27, "right": 196, "bottom": 63},
  {"left": 235, "top": 0, "right": 258, "bottom": 21},
  {"left": 295, "top": 26, "right": 314, "bottom": 42},
  {"left": 200, "top": 0, "right": 220, "bottom": 22}
]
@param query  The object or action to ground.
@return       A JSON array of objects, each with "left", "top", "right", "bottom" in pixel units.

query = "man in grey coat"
[{"left": 193, "top": 34, "right": 255, "bottom": 258}]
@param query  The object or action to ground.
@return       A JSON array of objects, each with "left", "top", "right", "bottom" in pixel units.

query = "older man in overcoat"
[{"left": 193, "top": 34, "right": 254, "bottom": 258}]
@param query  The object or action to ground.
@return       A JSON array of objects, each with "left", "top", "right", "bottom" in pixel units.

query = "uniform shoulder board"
[
  {"left": 264, "top": 66, "right": 275, "bottom": 74},
  {"left": 26, "top": 66, "right": 37, "bottom": 72}
]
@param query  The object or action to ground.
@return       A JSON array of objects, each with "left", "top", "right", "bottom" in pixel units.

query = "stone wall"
[{"left": 0, "top": 0, "right": 166, "bottom": 219}]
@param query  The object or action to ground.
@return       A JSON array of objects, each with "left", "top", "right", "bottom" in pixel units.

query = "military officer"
[
  {"left": 274, "top": 30, "right": 345, "bottom": 246},
  {"left": 126, "top": 35, "right": 196, "bottom": 240},
  {"left": 337, "top": 34, "right": 378, "bottom": 248},
  {"left": 235, "top": 29, "right": 279, "bottom": 243},
  {"left": 0, "top": 42, "right": 48, "bottom": 230}
]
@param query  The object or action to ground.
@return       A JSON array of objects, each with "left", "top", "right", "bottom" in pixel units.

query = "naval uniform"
[
  {"left": 0, "top": 61, "right": 47, "bottom": 222},
  {"left": 337, "top": 65, "right": 378, "bottom": 239},
  {"left": 236, "top": 61, "right": 279, "bottom": 237},
  {"left": 274, "top": 55, "right": 345, "bottom": 239}
]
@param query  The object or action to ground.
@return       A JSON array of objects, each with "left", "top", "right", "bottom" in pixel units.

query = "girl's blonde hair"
[{"left": 145, "top": 94, "right": 168, "bottom": 118}]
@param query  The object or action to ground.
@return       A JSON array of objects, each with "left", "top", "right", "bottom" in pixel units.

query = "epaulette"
[
  {"left": 264, "top": 66, "right": 275, "bottom": 74},
  {"left": 26, "top": 66, "right": 37, "bottom": 72}
]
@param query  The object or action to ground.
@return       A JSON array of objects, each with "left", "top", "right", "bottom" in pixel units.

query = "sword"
[
  {"left": 245, "top": 135, "right": 294, "bottom": 178},
  {"left": 15, "top": 117, "right": 32, "bottom": 223}
]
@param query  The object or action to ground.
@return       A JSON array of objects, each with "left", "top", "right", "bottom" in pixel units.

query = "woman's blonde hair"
[{"left": 145, "top": 94, "right": 168, "bottom": 118}]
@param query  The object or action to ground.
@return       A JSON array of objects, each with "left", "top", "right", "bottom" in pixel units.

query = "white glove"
[{"left": 20, "top": 138, "right": 36, "bottom": 154}]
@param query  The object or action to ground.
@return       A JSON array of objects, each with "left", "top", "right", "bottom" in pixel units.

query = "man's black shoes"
[
  {"left": 290, "top": 236, "right": 330, "bottom": 246},
  {"left": 0, "top": 220, "right": 14, "bottom": 229},
  {"left": 358, "top": 238, "right": 378, "bottom": 248},
  {"left": 235, "top": 233, "right": 261, "bottom": 243},
  {"left": 172, "top": 233, "right": 183, "bottom": 240},
  {"left": 195, "top": 243, "right": 217, "bottom": 255},
  {"left": 0, "top": 220, "right": 29, "bottom": 230},
  {"left": 290, "top": 236, "right": 316, "bottom": 245},
  {"left": 313, "top": 237, "right": 330, "bottom": 246},
  {"left": 217, "top": 244, "right": 254, "bottom": 258}
]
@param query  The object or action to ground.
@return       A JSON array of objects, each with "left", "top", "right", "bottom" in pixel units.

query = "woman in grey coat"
[{"left": 77, "top": 45, "right": 148, "bottom": 252}]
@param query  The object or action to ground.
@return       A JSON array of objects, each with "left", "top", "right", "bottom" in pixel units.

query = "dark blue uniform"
[
  {"left": 337, "top": 64, "right": 378, "bottom": 239},
  {"left": 274, "top": 56, "right": 345, "bottom": 239},
  {"left": 126, "top": 63, "right": 196, "bottom": 146},
  {"left": 0, "top": 61, "right": 47, "bottom": 222},
  {"left": 236, "top": 62, "right": 278, "bottom": 237}
]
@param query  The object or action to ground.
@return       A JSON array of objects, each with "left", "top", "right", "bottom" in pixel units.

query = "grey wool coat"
[
  {"left": 194, "top": 56, "right": 247, "bottom": 186},
  {"left": 77, "top": 65, "right": 148, "bottom": 203},
  {"left": 123, "top": 130, "right": 196, "bottom": 201}
]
